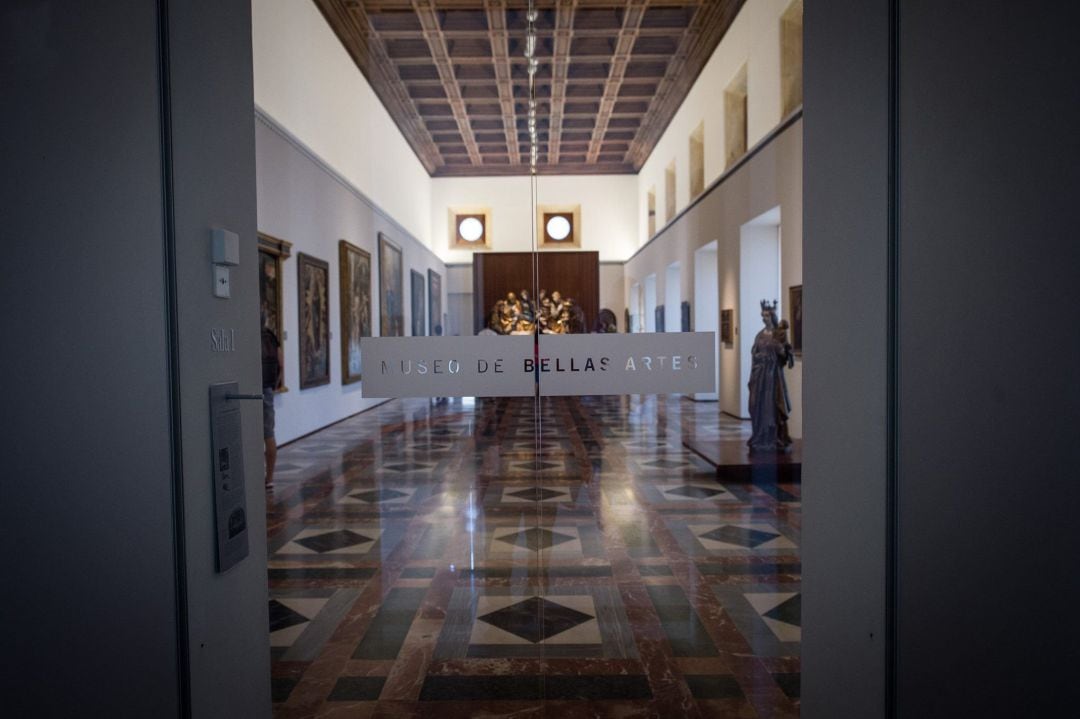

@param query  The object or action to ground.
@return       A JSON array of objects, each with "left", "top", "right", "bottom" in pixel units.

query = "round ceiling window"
[
  {"left": 458, "top": 216, "right": 484, "bottom": 242},
  {"left": 545, "top": 215, "right": 571, "bottom": 241}
]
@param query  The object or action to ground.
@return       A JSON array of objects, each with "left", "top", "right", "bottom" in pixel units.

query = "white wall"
[
  {"left": 599, "top": 263, "right": 627, "bottom": 331},
  {"left": 644, "top": 274, "right": 657, "bottom": 332},
  {"left": 432, "top": 174, "right": 638, "bottom": 264},
  {"left": 623, "top": 0, "right": 803, "bottom": 431},
  {"left": 665, "top": 262, "right": 682, "bottom": 331},
  {"left": 251, "top": 0, "right": 432, "bottom": 248},
  {"left": 444, "top": 264, "right": 473, "bottom": 336},
  {"left": 637, "top": 0, "right": 796, "bottom": 246},
  {"left": 739, "top": 214, "right": 781, "bottom": 416},
  {"left": 625, "top": 120, "right": 802, "bottom": 436},
  {"left": 256, "top": 115, "right": 445, "bottom": 443},
  {"left": 693, "top": 242, "right": 720, "bottom": 400}
]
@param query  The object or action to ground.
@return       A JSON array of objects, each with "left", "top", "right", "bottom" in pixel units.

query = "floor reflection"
[{"left": 268, "top": 396, "right": 800, "bottom": 717}]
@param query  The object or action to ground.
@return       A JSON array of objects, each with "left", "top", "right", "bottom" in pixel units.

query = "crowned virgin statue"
[{"left": 747, "top": 300, "right": 795, "bottom": 453}]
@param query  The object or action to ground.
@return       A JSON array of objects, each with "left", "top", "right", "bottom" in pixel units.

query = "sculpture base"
[{"left": 683, "top": 438, "right": 802, "bottom": 484}]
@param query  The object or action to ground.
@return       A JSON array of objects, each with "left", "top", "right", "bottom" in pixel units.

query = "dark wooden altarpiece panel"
[{"left": 473, "top": 251, "right": 599, "bottom": 333}]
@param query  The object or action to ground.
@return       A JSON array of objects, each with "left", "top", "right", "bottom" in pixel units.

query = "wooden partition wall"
[{"left": 473, "top": 251, "right": 600, "bottom": 333}]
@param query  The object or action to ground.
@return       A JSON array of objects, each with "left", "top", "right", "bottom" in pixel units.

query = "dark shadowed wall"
[
  {"left": 803, "top": 1, "right": 1080, "bottom": 716},
  {"left": 1, "top": 1, "right": 270, "bottom": 716},
  {"left": 1, "top": 1, "right": 180, "bottom": 714}
]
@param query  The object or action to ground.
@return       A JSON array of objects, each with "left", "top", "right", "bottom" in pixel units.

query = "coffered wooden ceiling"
[{"left": 314, "top": 0, "right": 745, "bottom": 176}]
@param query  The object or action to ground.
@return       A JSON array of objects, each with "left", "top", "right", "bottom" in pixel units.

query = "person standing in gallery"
[{"left": 261, "top": 305, "right": 284, "bottom": 486}]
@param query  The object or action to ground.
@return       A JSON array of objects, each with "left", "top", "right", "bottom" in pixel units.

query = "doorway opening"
[
  {"left": 693, "top": 241, "right": 720, "bottom": 401},
  {"left": 738, "top": 207, "right": 781, "bottom": 417},
  {"left": 665, "top": 261, "right": 681, "bottom": 333},
  {"left": 643, "top": 274, "right": 657, "bottom": 332}
]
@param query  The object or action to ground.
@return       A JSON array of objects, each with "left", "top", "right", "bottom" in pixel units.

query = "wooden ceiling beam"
[
  {"left": 545, "top": 0, "right": 577, "bottom": 165},
  {"left": 432, "top": 161, "right": 635, "bottom": 178},
  {"left": 390, "top": 52, "right": 678, "bottom": 65},
  {"left": 402, "top": 75, "right": 666, "bottom": 86},
  {"left": 585, "top": 0, "right": 647, "bottom": 164},
  {"left": 414, "top": 0, "right": 484, "bottom": 166},
  {"left": 484, "top": 0, "right": 521, "bottom": 165},
  {"left": 364, "top": 0, "right": 691, "bottom": 8},
  {"left": 375, "top": 26, "right": 689, "bottom": 40}
]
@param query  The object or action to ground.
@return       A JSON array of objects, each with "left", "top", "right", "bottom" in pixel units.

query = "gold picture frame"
[
  {"left": 257, "top": 232, "right": 292, "bottom": 392},
  {"left": 338, "top": 239, "right": 371, "bottom": 385}
]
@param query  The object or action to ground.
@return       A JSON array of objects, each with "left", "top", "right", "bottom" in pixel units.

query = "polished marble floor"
[{"left": 267, "top": 395, "right": 800, "bottom": 718}]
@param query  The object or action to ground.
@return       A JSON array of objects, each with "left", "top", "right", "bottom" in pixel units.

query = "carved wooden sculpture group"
[{"left": 488, "top": 289, "right": 586, "bottom": 335}]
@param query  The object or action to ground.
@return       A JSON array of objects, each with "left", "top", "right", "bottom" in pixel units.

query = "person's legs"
[
  {"left": 263, "top": 387, "right": 277, "bottom": 486},
  {"left": 264, "top": 436, "right": 277, "bottom": 486}
]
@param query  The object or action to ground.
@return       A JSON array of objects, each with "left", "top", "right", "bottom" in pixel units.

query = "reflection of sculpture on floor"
[
  {"left": 488, "top": 289, "right": 585, "bottom": 334},
  {"left": 747, "top": 300, "right": 795, "bottom": 453}
]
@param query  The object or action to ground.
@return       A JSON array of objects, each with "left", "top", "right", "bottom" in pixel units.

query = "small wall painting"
[
  {"left": 789, "top": 284, "right": 803, "bottom": 356},
  {"left": 297, "top": 252, "right": 330, "bottom": 389},
  {"left": 379, "top": 233, "right": 404, "bottom": 337},
  {"left": 410, "top": 269, "right": 425, "bottom": 336},
  {"left": 338, "top": 239, "right": 371, "bottom": 384},
  {"left": 428, "top": 270, "right": 443, "bottom": 335}
]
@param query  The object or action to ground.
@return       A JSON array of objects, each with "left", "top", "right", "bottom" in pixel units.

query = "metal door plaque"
[{"left": 209, "top": 382, "right": 249, "bottom": 573}]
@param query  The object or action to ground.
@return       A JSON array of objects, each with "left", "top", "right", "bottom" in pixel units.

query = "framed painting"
[
  {"left": 721, "top": 308, "right": 734, "bottom": 345},
  {"left": 338, "top": 239, "right": 371, "bottom": 385},
  {"left": 257, "top": 233, "right": 292, "bottom": 391},
  {"left": 378, "top": 233, "right": 404, "bottom": 337},
  {"left": 789, "top": 284, "right": 803, "bottom": 356},
  {"left": 428, "top": 269, "right": 442, "bottom": 336},
  {"left": 297, "top": 252, "right": 330, "bottom": 389},
  {"left": 410, "top": 269, "right": 425, "bottom": 336}
]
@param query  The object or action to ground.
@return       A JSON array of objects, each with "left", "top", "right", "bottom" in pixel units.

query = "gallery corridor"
[{"left": 266, "top": 396, "right": 801, "bottom": 717}]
